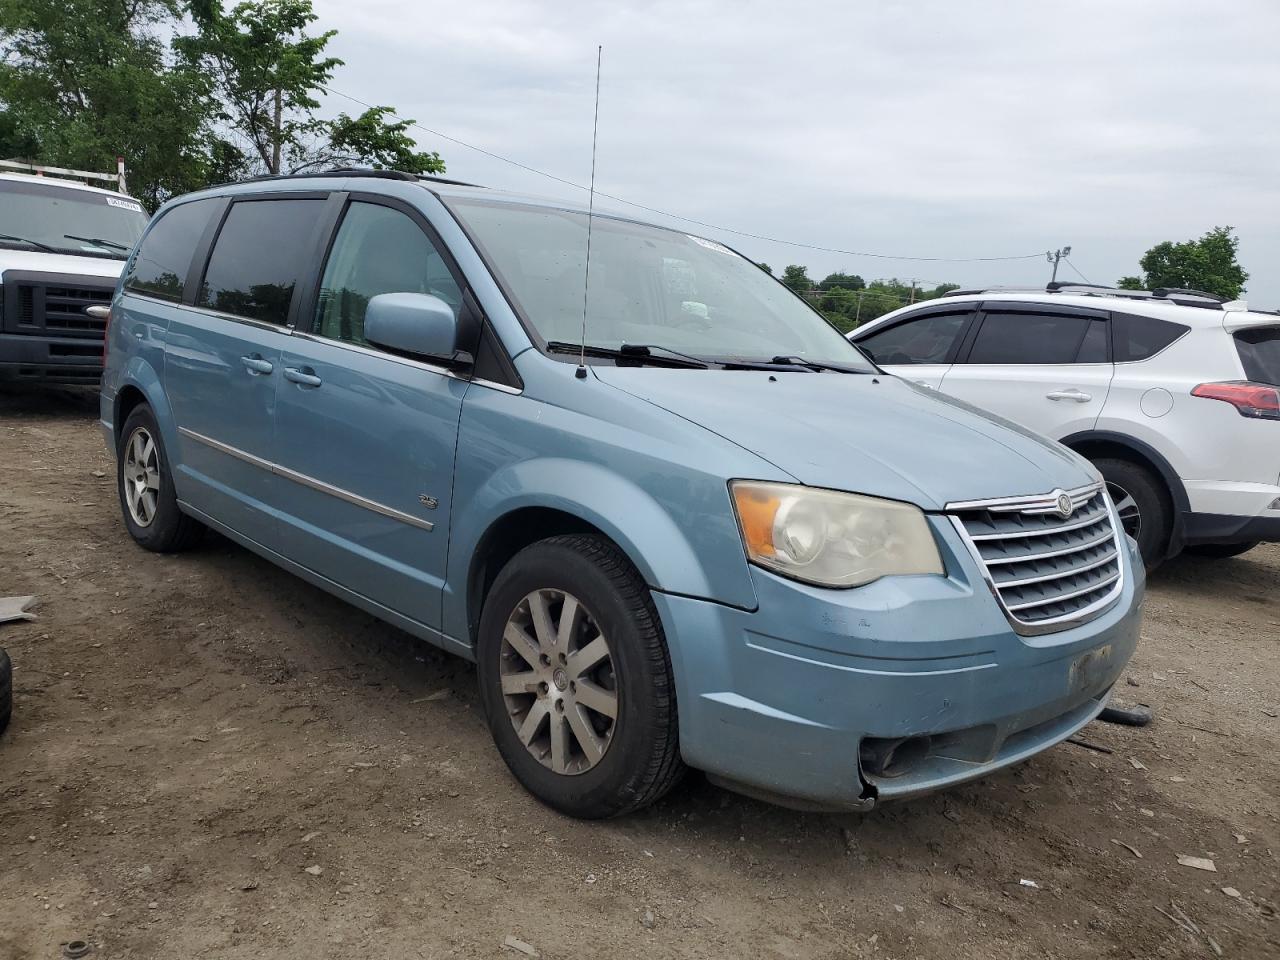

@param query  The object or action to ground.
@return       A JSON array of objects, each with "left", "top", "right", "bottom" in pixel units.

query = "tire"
[
  {"left": 1185, "top": 541, "right": 1260, "bottom": 560},
  {"left": 0, "top": 647, "right": 12, "bottom": 737},
  {"left": 476, "top": 535, "right": 685, "bottom": 819},
  {"left": 117, "top": 405, "right": 204, "bottom": 552},
  {"left": 1094, "top": 457, "right": 1171, "bottom": 572}
]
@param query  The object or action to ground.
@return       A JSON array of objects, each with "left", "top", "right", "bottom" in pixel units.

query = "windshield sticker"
[
  {"left": 105, "top": 197, "right": 144, "bottom": 213},
  {"left": 688, "top": 235, "right": 733, "bottom": 255}
]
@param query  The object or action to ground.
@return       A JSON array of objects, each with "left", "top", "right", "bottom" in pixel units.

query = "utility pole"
[
  {"left": 1047, "top": 246, "right": 1072, "bottom": 283},
  {"left": 908, "top": 278, "right": 918, "bottom": 303}
]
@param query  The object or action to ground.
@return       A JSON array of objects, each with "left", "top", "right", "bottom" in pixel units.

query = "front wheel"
[
  {"left": 476, "top": 535, "right": 685, "bottom": 819},
  {"left": 1094, "top": 457, "right": 1171, "bottom": 572}
]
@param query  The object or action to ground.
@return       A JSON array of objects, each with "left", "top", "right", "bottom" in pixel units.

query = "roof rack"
[
  {"left": 946, "top": 282, "right": 1231, "bottom": 311},
  {"left": 242, "top": 167, "right": 486, "bottom": 188}
]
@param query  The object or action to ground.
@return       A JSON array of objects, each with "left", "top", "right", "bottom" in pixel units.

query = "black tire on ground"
[
  {"left": 0, "top": 646, "right": 12, "bottom": 736},
  {"left": 1094, "top": 457, "right": 1172, "bottom": 572},
  {"left": 117, "top": 404, "right": 204, "bottom": 553},
  {"left": 1185, "top": 541, "right": 1260, "bottom": 560},
  {"left": 476, "top": 535, "right": 686, "bottom": 819}
]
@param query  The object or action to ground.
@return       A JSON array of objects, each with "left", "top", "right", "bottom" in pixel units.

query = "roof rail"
[
  {"left": 943, "top": 281, "right": 1230, "bottom": 311},
  {"left": 241, "top": 167, "right": 486, "bottom": 188},
  {"left": 1151, "top": 286, "right": 1226, "bottom": 303}
]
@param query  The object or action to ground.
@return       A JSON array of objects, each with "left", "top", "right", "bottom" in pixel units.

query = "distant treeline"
[{"left": 758, "top": 265, "right": 959, "bottom": 333}]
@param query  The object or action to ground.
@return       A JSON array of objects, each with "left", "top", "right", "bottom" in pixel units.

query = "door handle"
[
  {"left": 283, "top": 366, "right": 322, "bottom": 388},
  {"left": 241, "top": 355, "right": 273, "bottom": 375},
  {"left": 1046, "top": 389, "right": 1091, "bottom": 402}
]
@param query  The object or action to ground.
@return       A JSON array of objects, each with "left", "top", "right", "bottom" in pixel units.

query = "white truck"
[{"left": 0, "top": 160, "right": 148, "bottom": 384}]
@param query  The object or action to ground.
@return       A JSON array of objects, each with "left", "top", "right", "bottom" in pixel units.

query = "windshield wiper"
[
  {"left": 545, "top": 340, "right": 709, "bottom": 369},
  {"left": 768, "top": 355, "right": 870, "bottom": 374},
  {"left": 64, "top": 234, "right": 131, "bottom": 254},
  {"left": 0, "top": 232, "right": 59, "bottom": 253}
]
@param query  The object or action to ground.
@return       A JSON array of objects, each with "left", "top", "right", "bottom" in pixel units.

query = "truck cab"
[{"left": 0, "top": 171, "right": 148, "bottom": 385}]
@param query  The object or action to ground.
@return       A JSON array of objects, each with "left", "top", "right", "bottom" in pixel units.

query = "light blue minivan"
[{"left": 100, "top": 170, "right": 1144, "bottom": 818}]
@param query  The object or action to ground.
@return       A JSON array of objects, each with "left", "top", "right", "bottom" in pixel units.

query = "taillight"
[{"left": 1191, "top": 381, "right": 1280, "bottom": 420}]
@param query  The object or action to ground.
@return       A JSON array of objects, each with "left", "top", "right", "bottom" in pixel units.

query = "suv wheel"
[
  {"left": 117, "top": 405, "right": 205, "bottom": 552},
  {"left": 476, "top": 535, "right": 685, "bottom": 818},
  {"left": 1185, "top": 541, "right": 1259, "bottom": 560},
  {"left": 1095, "top": 458, "right": 1171, "bottom": 571}
]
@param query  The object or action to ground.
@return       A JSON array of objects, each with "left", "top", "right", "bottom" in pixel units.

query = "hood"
[
  {"left": 0, "top": 248, "right": 126, "bottom": 280},
  {"left": 593, "top": 368, "right": 1096, "bottom": 511}
]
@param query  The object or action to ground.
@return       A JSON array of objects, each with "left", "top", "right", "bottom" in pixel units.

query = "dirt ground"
[{"left": 0, "top": 384, "right": 1276, "bottom": 960}]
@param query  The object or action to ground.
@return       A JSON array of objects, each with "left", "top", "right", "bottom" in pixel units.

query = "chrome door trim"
[{"left": 178, "top": 426, "right": 435, "bottom": 531}]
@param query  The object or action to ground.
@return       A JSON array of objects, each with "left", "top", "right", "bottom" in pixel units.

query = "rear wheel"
[
  {"left": 1185, "top": 541, "right": 1259, "bottom": 560},
  {"left": 117, "top": 405, "right": 204, "bottom": 552},
  {"left": 1094, "top": 457, "right": 1171, "bottom": 571},
  {"left": 476, "top": 535, "right": 685, "bottom": 818}
]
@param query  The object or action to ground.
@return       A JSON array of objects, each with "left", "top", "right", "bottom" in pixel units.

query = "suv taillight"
[{"left": 1191, "top": 381, "right": 1280, "bottom": 420}]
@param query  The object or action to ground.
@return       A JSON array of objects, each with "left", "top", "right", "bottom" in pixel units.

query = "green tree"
[
  {"left": 757, "top": 262, "right": 773, "bottom": 276},
  {"left": 180, "top": 0, "right": 443, "bottom": 176},
  {"left": 0, "top": 0, "right": 215, "bottom": 206},
  {"left": 819, "top": 271, "right": 865, "bottom": 291},
  {"left": 1120, "top": 226, "right": 1248, "bottom": 300},
  {"left": 780, "top": 264, "right": 813, "bottom": 294},
  {"left": 1116, "top": 276, "right": 1144, "bottom": 290}
]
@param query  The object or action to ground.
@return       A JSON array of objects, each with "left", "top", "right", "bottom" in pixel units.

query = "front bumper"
[
  {"left": 654, "top": 520, "right": 1144, "bottom": 812},
  {"left": 0, "top": 332, "right": 103, "bottom": 384}
]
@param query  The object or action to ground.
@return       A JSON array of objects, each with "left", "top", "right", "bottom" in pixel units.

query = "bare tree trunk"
[{"left": 271, "top": 88, "right": 282, "bottom": 174}]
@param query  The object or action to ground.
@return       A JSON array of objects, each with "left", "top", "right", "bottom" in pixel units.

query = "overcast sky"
[{"left": 312, "top": 0, "right": 1280, "bottom": 304}]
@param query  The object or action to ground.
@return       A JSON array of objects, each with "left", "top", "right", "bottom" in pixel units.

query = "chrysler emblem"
[{"left": 1054, "top": 491, "right": 1074, "bottom": 519}]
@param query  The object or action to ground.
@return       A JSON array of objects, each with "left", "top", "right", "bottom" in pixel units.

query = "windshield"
[
  {"left": 0, "top": 179, "right": 148, "bottom": 259},
  {"left": 448, "top": 198, "right": 874, "bottom": 369}
]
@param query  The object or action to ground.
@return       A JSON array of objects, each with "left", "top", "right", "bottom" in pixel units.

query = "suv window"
[
  {"left": 1112, "top": 312, "right": 1188, "bottom": 363},
  {"left": 857, "top": 311, "right": 970, "bottom": 365},
  {"left": 966, "top": 311, "right": 1092, "bottom": 364},
  {"left": 1076, "top": 318, "right": 1109, "bottom": 363},
  {"left": 198, "top": 199, "right": 325, "bottom": 325},
  {"left": 1235, "top": 326, "right": 1280, "bottom": 385},
  {"left": 315, "top": 202, "right": 462, "bottom": 346},
  {"left": 123, "top": 198, "right": 219, "bottom": 302}
]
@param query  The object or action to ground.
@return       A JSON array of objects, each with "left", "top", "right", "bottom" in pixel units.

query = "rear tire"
[
  {"left": 0, "top": 647, "right": 12, "bottom": 736},
  {"left": 476, "top": 535, "right": 685, "bottom": 819},
  {"left": 1094, "top": 457, "right": 1171, "bottom": 572},
  {"left": 117, "top": 405, "right": 204, "bottom": 552},
  {"left": 1185, "top": 541, "right": 1259, "bottom": 560}
]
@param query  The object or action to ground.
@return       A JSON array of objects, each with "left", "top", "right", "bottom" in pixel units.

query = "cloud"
[{"left": 314, "top": 0, "right": 1280, "bottom": 299}]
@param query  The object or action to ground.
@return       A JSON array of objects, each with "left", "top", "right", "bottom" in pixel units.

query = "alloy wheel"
[
  {"left": 499, "top": 588, "right": 618, "bottom": 775},
  {"left": 123, "top": 426, "right": 160, "bottom": 528},
  {"left": 1107, "top": 481, "right": 1141, "bottom": 540}
]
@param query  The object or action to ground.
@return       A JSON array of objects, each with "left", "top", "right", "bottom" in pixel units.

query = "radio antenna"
[{"left": 576, "top": 44, "right": 603, "bottom": 380}]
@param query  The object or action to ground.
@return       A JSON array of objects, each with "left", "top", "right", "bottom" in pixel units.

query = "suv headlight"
[{"left": 730, "top": 481, "right": 944, "bottom": 587}]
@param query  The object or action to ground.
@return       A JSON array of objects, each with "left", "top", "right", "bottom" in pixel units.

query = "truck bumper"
[{"left": 0, "top": 332, "right": 103, "bottom": 384}]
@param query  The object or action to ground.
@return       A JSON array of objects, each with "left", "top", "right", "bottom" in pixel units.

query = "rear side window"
[
  {"left": 1112, "top": 312, "right": 1188, "bottom": 363},
  {"left": 123, "top": 198, "right": 219, "bottom": 302},
  {"left": 1235, "top": 327, "right": 1280, "bottom": 385},
  {"left": 1076, "top": 319, "right": 1109, "bottom": 363},
  {"left": 198, "top": 199, "right": 325, "bottom": 326},
  {"left": 966, "top": 311, "right": 1091, "bottom": 364},
  {"left": 857, "top": 311, "right": 970, "bottom": 365}
]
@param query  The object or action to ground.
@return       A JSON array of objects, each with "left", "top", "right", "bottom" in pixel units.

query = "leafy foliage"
[
  {"left": 1118, "top": 226, "right": 1248, "bottom": 300},
  {"left": 780, "top": 264, "right": 812, "bottom": 292},
  {"left": 819, "top": 271, "right": 864, "bottom": 291}
]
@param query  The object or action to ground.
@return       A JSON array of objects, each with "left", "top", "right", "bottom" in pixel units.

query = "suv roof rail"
[
  {"left": 944, "top": 281, "right": 1232, "bottom": 311},
  {"left": 241, "top": 167, "right": 486, "bottom": 188}
]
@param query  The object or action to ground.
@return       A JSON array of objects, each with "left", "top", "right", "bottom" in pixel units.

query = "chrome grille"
[{"left": 949, "top": 483, "right": 1123, "bottom": 634}]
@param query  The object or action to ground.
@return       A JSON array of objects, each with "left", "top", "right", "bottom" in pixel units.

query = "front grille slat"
[
  {"left": 9, "top": 281, "right": 113, "bottom": 336},
  {"left": 951, "top": 484, "right": 1123, "bottom": 634}
]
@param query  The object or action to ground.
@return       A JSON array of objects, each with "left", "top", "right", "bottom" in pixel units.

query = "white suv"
[{"left": 849, "top": 283, "right": 1280, "bottom": 569}]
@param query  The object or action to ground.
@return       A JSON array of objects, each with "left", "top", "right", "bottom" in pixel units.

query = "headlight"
[{"left": 730, "top": 481, "right": 944, "bottom": 587}]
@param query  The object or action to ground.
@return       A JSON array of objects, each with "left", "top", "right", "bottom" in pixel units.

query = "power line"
[
  {"left": 320, "top": 84, "right": 1051, "bottom": 265},
  {"left": 1064, "top": 258, "right": 1092, "bottom": 284}
]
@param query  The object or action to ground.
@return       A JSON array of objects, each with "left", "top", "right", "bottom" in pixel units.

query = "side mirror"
[{"left": 364, "top": 292, "right": 468, "bottom": 365}]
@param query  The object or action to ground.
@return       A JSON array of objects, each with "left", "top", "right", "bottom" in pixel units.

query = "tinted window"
[
  {"left": 1236, "top": 326, "right": 1280, "bottom": 385},
  {"left": 857, "top": 312, "right": 969, "bottom": 365},
  {"left": 1077, "top": 318, "right": 1109, "bottom": 363},
  {"left": 967, "top": 312, "right": 1090, "bottom": 364},
  {"left": 315, "top": 202, "right": 461, "bottom": 346},
  {"left": 1112, "top": 312, "right": 1188, "bottom": 363},
  {"left": 124, "top": 198, "right": 218, "bottom": 301},
  {"left": 198, "top": 199, "right": 324, "bottom": 325}
]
